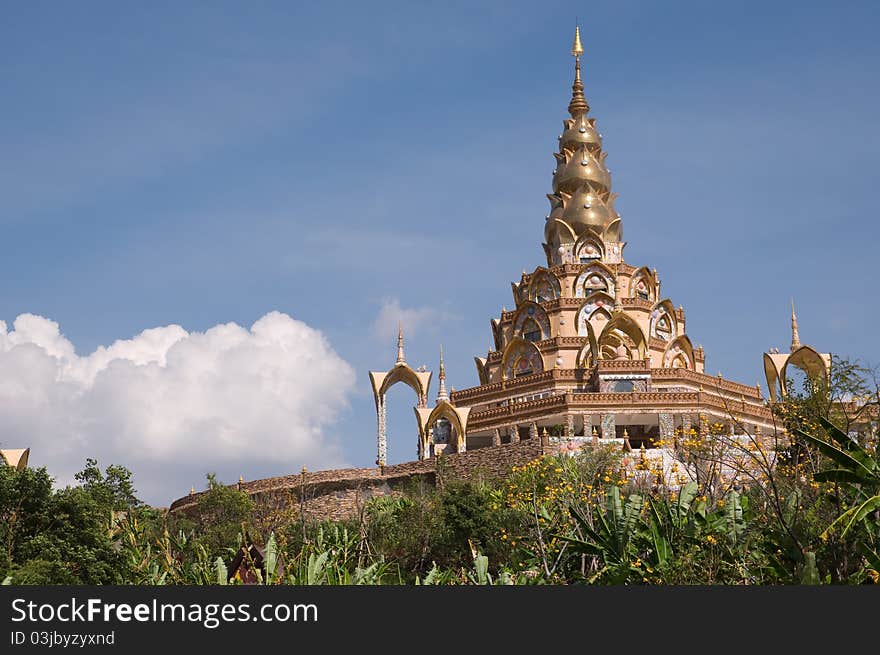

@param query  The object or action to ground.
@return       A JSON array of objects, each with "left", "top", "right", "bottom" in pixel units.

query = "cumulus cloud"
[
  {"left": 0, "top": 312, "right": 354, "bottom": 504},
  {"left": 371, "top": 297, "right": 455, "bottom": 342}
]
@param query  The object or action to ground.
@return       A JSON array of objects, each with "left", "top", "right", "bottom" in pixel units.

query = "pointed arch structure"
[
  {"left": 574, "top": 262, "right": 616, "bottom": 298},
  {"left": 574, "top": 231, "right": 604, "bottom": 263},
  {"left": 650, "top": 299, "right": 677, "bottom": 341},
  {"left": 369, "top": 363, "right": 432, "bottom": 467},
  {"left": 603, "top": 217, "right": 623, "bottom": 243},
  {"left": 501, "top": 338, "right": 544, "bottom": 380},
  {"left": 474, "top": 357, "right": 489, "bottom": 385},
  {"left": 513, "top": 301, "right": 551, "bottom": 342},
  {"left": 598, "top": 312, "right": 648, "bottom": 361},
  {"left": 763, "top": 346, "right": 831, "bottom": 402},
  {"left": 528, "top": 268, "right": 561, "bottom": 302},
  {"left": 663, "top": 335, "right": 695, "bottom": 370},
  {"left": 490, "top": 318, "right": 503, "bottom": 351},
  {"left": 576, "top": 325, "right": 599, "bottom": 370},
  {"left": 629, "top": 266, "right": 655, "bottom": 302},
  {"left": 576, "top": 293, "right": 615, "bottom": 336},
  {"left": 0, "top": 448, "right": 29, "bottom": 471},
  {"left": 415, "top": 401, "right": 471, "bottom": 459}
]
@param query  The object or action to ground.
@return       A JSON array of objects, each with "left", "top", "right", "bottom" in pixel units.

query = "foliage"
[
  {"left": 1, "top": 356, "right": 878, "bottom": 585},
  {"left": 0, "top": 462, "right": 131, "bottom": 584}
]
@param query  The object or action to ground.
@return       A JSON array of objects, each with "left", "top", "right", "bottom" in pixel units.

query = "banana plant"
[
  {"left": 562, "top": 486, "right": 644, "bottom": 583},
  {"left": 214, "top": 557, "right": 228, "bottom": 585},
  {"left": 796, "top": 416, "right": 880, "bottom": 540}
]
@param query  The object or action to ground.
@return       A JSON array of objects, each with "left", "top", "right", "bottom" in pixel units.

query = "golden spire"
[
  {"left": 396, "top": 321, "right": 406, "bottom": 365},
  {"left": 790, "top": 298, "right": 801, "bottom": 352},
  {"left": 568, "top": 25, "right": 589, "bottom": 116},
  {"left": 571, "top": 25, "right": 584, "bottom": 57},
  {"left": 436, "top": 345, "right": 448, "bottom": 402}
]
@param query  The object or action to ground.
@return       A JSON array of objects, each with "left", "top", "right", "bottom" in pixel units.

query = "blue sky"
[{"left": 1, "top": 1, "right": 878, "bottom": 503}]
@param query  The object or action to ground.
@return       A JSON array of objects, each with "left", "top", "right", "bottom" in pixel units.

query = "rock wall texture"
[{"left": 168, "top": 438, "right": 553, "bottom": 522}]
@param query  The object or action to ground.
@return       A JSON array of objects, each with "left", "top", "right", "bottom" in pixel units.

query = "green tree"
[
  {"left": 170, "top": 473, "right": 254, "bottom": 559},
  {"left": 0, "top": 462, "right": 133, "bottom": 584}
]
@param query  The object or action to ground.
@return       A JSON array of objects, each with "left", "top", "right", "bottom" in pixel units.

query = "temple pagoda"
[{"left": 372, "top": 27, "right": 779, "bottom": 463}]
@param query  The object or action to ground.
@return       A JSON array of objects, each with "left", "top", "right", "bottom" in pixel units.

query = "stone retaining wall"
[{"left": 168, "top": 438, "right": 552, "bottom": 522}]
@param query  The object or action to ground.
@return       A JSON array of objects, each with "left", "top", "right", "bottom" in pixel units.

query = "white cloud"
[
  {"left": 0, "top": 312, "right": 354, "bottom": 504},
  {"left": 371, "top": 297, "right": 454, "bottom": 343}
]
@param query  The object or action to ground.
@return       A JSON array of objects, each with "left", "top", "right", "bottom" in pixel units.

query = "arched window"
[
  {"left": 514, "top": 356, "right": 534, "bottom": 377},
  {"left": 584, "top": 274, "right": 607, "bottom": 297},
  {"left": 502, "top": 338, "right": 544, "bottom": 380},
  {"left": 522, "top": 318, "right": 542, "bottom": 342},
  {"left": 534, "top": 280, "right": 554, "bottom": 303},
  {"left": 579, "top": 242, "right": 602, "bottom": 263},
  {"left": 655, "top": 314, "right": 672, "bottom": 341},
  {"left": 635, "top": 279, "right": 650, "bottom": 301},
  {"left": 528, "top": 271, "right": 561, "bottom": 303},
  {"left": 433, "top": 418, "right": 451, "bottom": 444}
]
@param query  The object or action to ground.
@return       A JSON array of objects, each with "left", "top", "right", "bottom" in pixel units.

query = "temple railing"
[{"left": 465, "top": 389, "right": 773, "bottom": 429}]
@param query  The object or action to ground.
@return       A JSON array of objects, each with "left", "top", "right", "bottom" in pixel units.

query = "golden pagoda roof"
[{"left": 545, "top": 26, "right": 621, "bottom": 254}]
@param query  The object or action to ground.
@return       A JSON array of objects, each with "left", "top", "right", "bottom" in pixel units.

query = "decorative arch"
[
  {"left": 782, "top": 346, "right": 831, "bottom": 396},
  {"left": 650, "top": 299, "right": 677, "bottom": 341},
  {"left": 663, "top": 335, "right": 695, "bottom": 370},
  {"left": 490, "top": 318, "right": 503, "bottom": 351},
  {"left": 576, "top": 293, "right": 615, "bottom": 336},
  {"left": 415, "top": 402, "right": 471, "bottom": 458},
  {"left": 513, "top": 302, "right": 551, "bottom": 342},
  {"left": 629, "top": 266, "right": 655, "bottom": 302},
  {"left": 763, "top": 347, "right": 831, "bottom": 402},
  {"left": 576, "top": 325, "right": 599, "bottom": 370},
  {"left": 603, "top": 218, "right": 622, "bottom": 243},
  {"left": 544, "top": 216, "right": 578, "bottom": 246},
  {"left": 528, "top": 269, "right": 561, "bottom": 303},
  {"left": 474, "top": 357, "right": 489, "bottom": 385},
  {"left": 574, "top": 262, "right": 616, "bottom": 298},
  {"left": 501, "top": 338, "right": 544, "bottom": 380},
  {"left": 763, "top": 353, "right": 783, "bottom": 403},
  {"left": 598, "top": 313, "right": 648, "bottom": 361},
  {"left": 574, "top": 232, "right": 604, "bottom": 264},
  {"left": 372, "top": 365, "right": 430, "bottom": 402},
  {"left": 0, "top": 448, "right": 29, "bottom": 470},
  {"left": 370, "top": 364, "right": 433, "bottom": 467}
]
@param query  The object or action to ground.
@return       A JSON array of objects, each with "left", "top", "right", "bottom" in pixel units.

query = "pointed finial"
[
  {"left": 396, "top": 321, "right": 406, "bottom": 365},
  {"left": 571, "top": 25, "right": 584, "bottom": 57},
  {"left": 790, "top": 298, "right": 801, "bottom": 352},
  {"left": 436, "top": 345, "right": 448, "bottom": 402},
  {"left": 568, "top": 26, "right": 589, "bottom": 116}
]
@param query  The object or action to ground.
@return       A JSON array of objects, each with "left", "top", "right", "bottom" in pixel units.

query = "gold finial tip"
[{"left": 571, "top": 25, "right": 584, "bottom": 57}]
